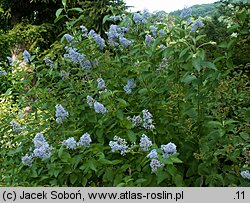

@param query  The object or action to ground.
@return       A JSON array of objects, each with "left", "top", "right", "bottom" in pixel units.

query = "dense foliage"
[{"left": 0, "top": 0, "right": 249, "bottom": 186}]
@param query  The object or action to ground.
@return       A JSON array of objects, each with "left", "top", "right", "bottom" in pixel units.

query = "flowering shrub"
[{"left": 0, "top": 2, "right": 249, "bottom": 187}]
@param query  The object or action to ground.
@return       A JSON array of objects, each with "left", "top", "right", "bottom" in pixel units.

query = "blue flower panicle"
[
  {"left": 63, "top": 137, "right": 77, "bottom": 150},
  {"left": 109, "top": 136, "right": 129, "bottom": 155},
  {"left": 127, "top": 115, "right": 142, "bottom": 127},
  {"left": 159, "top": 29, "right": 166, "bottom": 37},
  {"left": 23, "top": 50, "right": 31, "bottom": 63},
  {"left": 149, "top": 25, "right": 158, "bottom": 36},
  {"left": 180, "top": 7, "right": 192, "bottom": 20},
  {"left": 139, "top": 134, "right": 152, "bottom": 151},
  {"left": 133, "top": 13, "right": 145, "bottom": 24},
  {"left": 123, "top": 78, "right": 136, "bottom": 94},
  {"left": 119, "top": 36, "right": 132, "bottom": 48},
  {"left": 241, "top": 170, "right": 250, "bottom": 180},
  {"left": 78, "top": 132, "right": 92, "bottom": 147},
  {"left": 32, "top": 133, "right": 52, "bottom": 159},
  {"left": 87, "top": 95, "right": 95, "bottom": 108},
  {"left": 33, "top": 133, "right": 46, "bottom": 148},
  {"left": 64, "top": 47, "right": 86, "bottom": 68},
  {"left": 147, "top": 149, "right": 158, "bottom": 159},
  {"left": 97, "top": 78, "right": 106, "bottom": 89},
  {"left": 161, "top": 142, "right": 177, "bottom": 158},
  {"left": 106, "top": 24, "right": 132, "bottom": 48},
  {"left": 123, "top": 85, "right": 132, "bottom": 94},
  {"left": 0, "top": 70, "right": 7, "bottom": 76},
  {"left": 21, "top": 154, "right": 33, "bottom": 166},
  {"left": 88, "top": 29, "right": 106, "bottom": 49},
  {"left": 80, "top": 25, "right": 88, "bottom": 37},
  {"left": 150, "top": 159, "right": 164, "bottom": 172},
  {"left": 191, "top": 19, "right": 204, "bottom": 32},
  {"left": 10, "top": 120, "right": 23, "bottom": 133},
  {"left": 44, "top": 57, "right": 54, "bottom": 68},
  {"left": 94, "top": 101, "right": 107, "bottom": 114},
  {"left": 64, "top": 34, "right": 74, "bottom": 43},
  {"left": 145, "top": 34, "right": 154, "bottom": 46},
  {"left": 142, "top": 109, "right": 155, "bottom": 130},
  {"left": 55, "top": 104, "right": 69, "bottom": 124}
]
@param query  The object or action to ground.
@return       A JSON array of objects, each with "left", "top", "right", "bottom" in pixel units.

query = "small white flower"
[{"left": 231, "top": 32, "right": 238, "bottom": 38}]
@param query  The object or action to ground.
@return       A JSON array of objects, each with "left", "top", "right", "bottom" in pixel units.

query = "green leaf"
[
  {"left": 103, "top": 15, "right": 110, "bottom": 24},
  {"left": 218, "top": 41, "right": 227, "bottom": 48},
  {"left": 192, "top": 57, "right": 202, "bottom": 72},
  {"left": 179, "top": 47, "right": 189, "bottom": 59},
  {"left": 138, "top": 88, "right": 148, "bottom": 95},
  {"left": 56, "top": 8, "right": 63, "bottom": 18},
  {"left": 87, "top": 159, "right": 97, "bottom": 172},
  {"left": 198, "top": 163, "right": 209, "bottom": 175},
  {"left": 170, "top": 157, "right": 183, "bottom": 163},
  {"left": 69, "top": 8, "right": 83, "bottom": 12},
  {"left": 182, "top": 74, "right": 197, "bottom": 84},
  {"left": 70, "top": 174, "right": 78, "bottom": 185},
  {"left": 54, "top": 15, "right": 66, "bottom": 23},
  {"left": 202, "top": 61, "right": 217, "bottom": 70},
  {"left": 127, "top": 130, "right": 136, "bottom": 143},
  {"left": 173, "top": 174, "right": 183, "bottom": 186},
  {"left": 116, "top": 98, "right": 128, "bottom": 107},
  {"left": 58, "top": 146, "right": 64, "bottom": 159},
  {"left": 81, "top": 177, "right": 88, "bottom": 186},
  {"left": 196, "top": 34, "right": 206, "bottom": 42},
  {"left": 62, "top": 0, "right": 67, "bottom": 7},
  {"left": 54, "top": 169, "right": 61, "bottom": 178},
  {"left": 156, "top": 171, "right": 170, "bottom": 184},
  {"left": 116, "top": 109, "right": 124, "bottom": 120}
]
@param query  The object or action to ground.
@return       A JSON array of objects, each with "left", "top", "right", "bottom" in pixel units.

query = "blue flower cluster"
[
  {"left": 44, "top": 57, "right": 54, "bottom": 68},
  {"left": 86, "top": 95, "right": 107, "bottom": 114},
  {"left": 127, "top": 109, "right": 155, "bottom": 130},
  {"left": 133, "top": 10, "right": 151, "bottom": 24},
  {"left": 106, "top": 24, "right": 132, "bottom": 48},
  {"left": 77, "top": 132, "right": 92, "bottom": 147},
  {"left": 64, "top": 34, "right": 74, "bottom": 43},
  {"left": 64, "top": 47, "right": 86, "bottom": 68},
  {"left": 145, "top": 34, "right": 154, "bottom": 46},
  {"left": 21, "top": 133, "right": 52, "bottom": 166},
  {"left": 191, "top": 19, "right": 204, "bottom": 32},
  {"left": 149, "top": 25, "right": 158, "bottom": 36},
  {"left": 10, "top": 120, "right": 23, "bottom": 133},
  {"left": 150, "top": 159, "right": 164, "bottom": 173},
  {"left": 180, "top": 7, "right": 192, "bottom": 20},
  {"left": 158, "top": 29, "right": 166, "bottom": 37},
  {"left": 21, "top": 154, "right": 33, "bottom": 167},
  {"left": 146, "top": 142, "right": 177, "bottom": 172},
  {"left": 80, "top": 25, "right": 88, "bottom": 37},
  {"left": 142, "top": 109, "right": 155, "bottom": 130},
  {"left": 23, "top": 50, "right": 31, "bottom": 63},
  {"left": 139, "top": 134, "right": 152, "bottom": 151},
  {"left": 97, "top": 78, "right": 106, "bottom": 89},
  {"left": 97, "top": 78, "right": 108, "bottom": 94},
  {"left": 33, "top": 133, "right": 52, "bottom": 158},
  {"left": 127, "top": 115, "right": 142, "bottom": 127},
  {"left": 63, "top": 137, "right": 77, "bottom": 150},
  {"left": 63, "top": 133, "right": 92, "bottom": 149},
  {"left": 94, "top": 101, "right": 107, "bottom": 114},
  {"left": 55, "top": 104, "right": 69, "bottom": 124},
  {"left": 109, "top": 15, "right": 123, "bottom": 22},
  {"left": 123, "top": 78, "right": 136, "bottom": 94},
  {"left": 240, "top": 170, "right": 250, "bottom": 180},
  {"left": 161, "top": 142, "right": 177, "bottom": 158},
  {"left": 88, "top": 29, "right": 106, "bottom": 49},
  {"left": 0, "top": 70, "right": 7, "bottom": 76},
  {"left": 147, "top": 149, "right": 158, "bottom": 159},
  {"left": 109, "top": 136, "right": 130, "bottom": 156}
]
